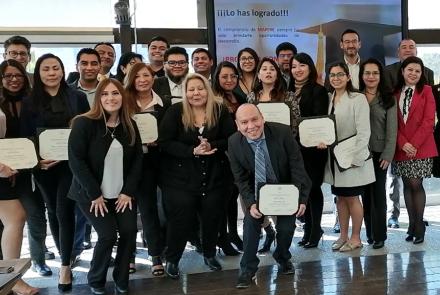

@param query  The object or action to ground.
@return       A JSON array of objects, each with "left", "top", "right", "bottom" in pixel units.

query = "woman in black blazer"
[
  {"left": 68, "top": 78, "right": 142, "bottom": 294},
  {"left": 125, "top": 62, "right": 171, "bottom": 275},
  {"left": 20, "top": 53, "right": 90, "bottom": 292},
  {"left": 288, "top": 53, "right": 329, "bottom": 248},
  {"left": 159, "top": 73, "right": 235, "bottom": 278}
]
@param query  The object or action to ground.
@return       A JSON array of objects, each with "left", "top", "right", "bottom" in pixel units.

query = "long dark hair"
[
  {"left": 115, "top": 52, "right": 143, "bottom": 83},
  {"left": 327, "top": 61, "right": 356, "bottom": 95},
  {"left": 288, "top": 52, "right": 318, "bottom": 91},
  {"left": 359, "top": 58, "right": 395, "bottom": 109},
  {"left": 237, "top": 47, "right": 259, "bottom": 77},
  {"left": 252, "top": 57, "right": 286, "bottom": 102},
  {"left": 395, "top": 56, "right": 426, "bottom": 93},
  {"left": 30, "top": 53, "right": 68, "bottom": 109},
  {"left": 0, "top": 59, "right": 31, "bottom": 104},
  {"left": 212, "top": 61, "right": 239, "bottom": 97}
]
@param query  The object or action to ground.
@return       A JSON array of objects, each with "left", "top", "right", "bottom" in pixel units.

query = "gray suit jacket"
[
  {"left": 384, "top": 62, "right": 434, "bottom": 90},
  {"left": 368, "top": 95, "right": 398, "bottom": 162}
]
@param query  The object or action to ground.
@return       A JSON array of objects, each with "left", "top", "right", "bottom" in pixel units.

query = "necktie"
[
  {"left": 403, "top": 87, "right": 413, "bottom": 117},
  {"left": 254, "top": 140, "right": 266, "bottom": 197}
]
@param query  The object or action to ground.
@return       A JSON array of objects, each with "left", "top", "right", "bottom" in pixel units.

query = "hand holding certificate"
[
  {"left": 257, "top": 184, "right": 299, "bottom": 216},
  {"left": 298, "top": 115, "right": 337, "bottom": 147},
  {"left": 133, "top": 113, "right": 158, "bottom": 144},
  {"left": 257, "top": 102, "right": 291, "bottom": 126},
  {"left": 0, "top": 138, "right": 38, "bottom": 170},
  {"left": 332, "top": 135, "right": 371, "bottom": 171},
  {"left": 39, "top": 129, "right": 71, "bottom": 161}
]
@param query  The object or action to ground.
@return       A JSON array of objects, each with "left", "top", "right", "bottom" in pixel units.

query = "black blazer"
[
  {"left": 158, "top": 102, "right": 235, "bottom": 192},
  {"left": 296, "top": 83, "right": 329, "bottom": 183},
  {"left": 152, "top": 76, "right": 172, "bottom": 101},
  {"left": 67, "top": 116, "right": 143, "bottom": 202},
  {"left": 228, "top": 122, "right": 312, "bottom": 210}
]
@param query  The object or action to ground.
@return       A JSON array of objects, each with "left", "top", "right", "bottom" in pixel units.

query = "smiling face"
[
  {"left": 148, "top": 40, "right": 168, "bottom": 64},
  {"left": 402, "top": 62, "right": 422, "bottom": 86},
  {"left": 95, "top": 44, "right": 115, "bottom": 73},
  {"left": 362, "top": 63, "right": 380, "bottom": 90},
  {"left": 39, "top": 58, "right": 63, "bottom": 89},
  {"left": 192, "top": 51, "right": 213, "bottom": 74},
  {"left": 100, "top": 82, "right": 122, "bottom": 116},
  {"left": 218, "top": 66, "right": 238, "bottom": 91},
  {"left": 258, "top": 61, "right": 277, "bottom": 85},
  {"left": 134, "top": 67, "right": 154, "bottom": 93},
  {"left": 239, "top": 51, "right": 256, "bottom": 73},
  {"left": 186, "top": 78, "right": 208, "bottom": 107},
  {"left": 77, "top": 53, "right": 100, "bottom": 82},
  {"left": 291, "top": 59, "right": 310, "bottom": 83},
  {"left": 235, "top": 104, "right": 265, "bottom": 140},
  {"left": 2, "top": 65, "right": 25, "bottom": 93},
  {"left": 398, "top": 39, "right": 417, "bottom": 61},
  {"left": 329, "top": 65, "right": 350, "bottom": 91},
  {"left": 340, "top": 32, "right": 361, "bottom": 58}
]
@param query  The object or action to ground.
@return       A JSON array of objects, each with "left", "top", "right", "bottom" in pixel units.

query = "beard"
[{"left": 165, "top": 67, "right": 189, "bottom": 84}]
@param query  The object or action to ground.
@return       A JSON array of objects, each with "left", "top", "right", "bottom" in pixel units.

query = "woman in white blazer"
[{"left": 323, "top": 62, "right": 375, "bottom": 252}]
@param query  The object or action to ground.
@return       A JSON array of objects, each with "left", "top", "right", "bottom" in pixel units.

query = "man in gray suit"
[{"left": 384, "top": 38, "right": 434, "bottom": 229}]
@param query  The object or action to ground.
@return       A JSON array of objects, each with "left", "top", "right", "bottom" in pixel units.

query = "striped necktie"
[
  {"left": 403, "top": 87, "right": 413, "bottom": 117},
  {"left": 254, "top": 139, "right": 266, "bottom": 196}
]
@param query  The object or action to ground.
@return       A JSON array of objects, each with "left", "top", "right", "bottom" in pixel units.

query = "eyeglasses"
[
  {"left": 278, "top": 54, "right": 293, "bottom": 59},
  {"left": 363, "top": 71, "right": 380, "bottom": 77},
  {"left": 2, "top": 73, "right": 25, "bottom": 81},
  {"left": 220, "top": 74, "right": 238, "bottom": 80},
  {"left": 6, "top": 51, "right": 29, "bottom": 58},
  {"left": 165, "top": 60, "right": 188, "bottom": 67},
  {"left": 328, "top": 72, "right": 346, "bottom": 79},
  {"left": 239, "top": 56, "right": 254, "bottom": 62}
]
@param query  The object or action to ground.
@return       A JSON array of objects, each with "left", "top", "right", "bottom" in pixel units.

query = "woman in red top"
[{"left": 393, "top": 56, "right": 437, "bottom": 244}]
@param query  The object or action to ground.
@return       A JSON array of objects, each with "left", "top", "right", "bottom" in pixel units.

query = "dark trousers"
[
  {"left": 72, "top": 206, "right": 89, "bottom": 257},
  {"left": 34, "top": 162, "right": 76, "bottom": 266},
  {"left": 362, "top": 152, "right": 387, "bottom": 242},
  {"left": 240, "top": 211, "right": 296, "bottom": 275},
  {"left": 162, "top": 186, "right": 225, "bottom": 263},
  {"left": 137, "top": 156, "right": 165, "bottom": 257},
  {"left": 303, "top": 184, "right": 324, "bottom": 243},
  {"left": 218, "top": 184, "right": 239, "bottom": 243},
  {"left": 78, "top": 198, "right": 137, "bottom": 289}
]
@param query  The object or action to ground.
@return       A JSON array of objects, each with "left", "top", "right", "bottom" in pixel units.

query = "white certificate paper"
[
  {"left": 257, "top": 102, "right": 291, "bottom": 126},
  {"left": 258, "top": 184, "right": 299, "bottom": 216},
  {"left": 39, "top": 129, "right": 71, "bottom": 161},
  {"left": 333, "top": 135, "right": 370, "bottom": 171},
  {"left": 133, "top": 113, "right": 158, "bottom": 144},
  {"left": 298, "top": 115, "right": 336, "bottom": 147},
  {"left": 0, "top": 138, "right": 38, "bottom": 169}
]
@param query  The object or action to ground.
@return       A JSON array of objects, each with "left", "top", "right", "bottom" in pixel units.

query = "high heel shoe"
[
  {"left": 218, "top": 240, "right": 240, "bottom": 256},
  {"left": 228, "top": 233, "right": 243, "bottom": 251},
  {"left": 58, "top": 271, "right": 73, "bottom": 292},
  {"left": 303, "top": 230, "right": 324, "bottom": 249},
  {"left": 258, "top": 224, "right": 276, "bottom": 253}
]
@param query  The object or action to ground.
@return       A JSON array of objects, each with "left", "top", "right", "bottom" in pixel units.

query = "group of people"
[{"left": 0, "top": 27, "right": 438, "bottom": 294}]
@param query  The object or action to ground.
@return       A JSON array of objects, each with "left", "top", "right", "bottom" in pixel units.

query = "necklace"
[
  {"left": 107, "top": 117, "right": 120, "bottom": 139},
  {"left": 365, "top": 90, "right": 377, "bottom": 96}
]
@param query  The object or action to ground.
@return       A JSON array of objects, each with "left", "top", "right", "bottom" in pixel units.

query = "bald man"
[{"left": 228, "top": 104, "right": 311, "bottom": 289}]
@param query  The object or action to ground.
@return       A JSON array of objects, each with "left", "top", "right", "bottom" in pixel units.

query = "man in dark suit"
[
  {"left": 384, "top": 38, "right": 434, "bottom": 229},
  {"left": 228, "top": 104, "right": 311, "bottom": 289}
]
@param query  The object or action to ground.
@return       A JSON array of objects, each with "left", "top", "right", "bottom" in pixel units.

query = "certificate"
[
  {"left": 39, "top": 129, "right": 71, "bottom": 161},
  {"left": 257, "top": 184, "right": 299, "bottom": 216},
  {"left": 0, "top": 138, "right": 38, "bottom": 169},
  {"left": 133, "top": 113, "right": 158, "bottom": 144},
  {"left": 298, "top": 115, "right": 337, "bottom": 147},
  {"left": 257, "top": 102, "right": 291, "bottom": 126},
  {"left": 332, "top": 135, "right": 371, "bottom": 171}
]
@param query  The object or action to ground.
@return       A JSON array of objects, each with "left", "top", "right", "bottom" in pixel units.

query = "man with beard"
[
  {"left": 339, "top": 29, "right": 362, "bottom": 89},
  {"left": 153, "top": 46, "right": 189, "bottom": 104},
  {"left": 275, "top": 42, "right": 297, "bottom": 87},
  {"left": 148, "top": 36, "right": 170, "bottom": 78},
  {"left": 191, "top": 48, "right": 214, "bottom": 81}
]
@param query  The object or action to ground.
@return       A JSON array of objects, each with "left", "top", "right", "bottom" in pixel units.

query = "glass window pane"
[
  {"left": 408, "top": 0, "right": 440, "bottom": 29},
  {"left": 417, "top": 45, "right": 440, "bottom": 84}
]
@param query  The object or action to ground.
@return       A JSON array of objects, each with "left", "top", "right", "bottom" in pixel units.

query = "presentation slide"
[{"left": 212, "top": 0, "right": 402, "bottom": 77}]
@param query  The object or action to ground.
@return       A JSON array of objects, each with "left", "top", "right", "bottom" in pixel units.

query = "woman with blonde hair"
[
  {"left": 68, "top": 78, "right": 142, "bottom": 294},
  {"left": 159, "top": 73, "right": 235, "bottom": 278}
]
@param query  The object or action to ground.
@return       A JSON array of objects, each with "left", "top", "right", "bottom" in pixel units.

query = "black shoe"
[
  {"left": 405, "top": 235, "right": 414, "bottom": 242},
  {"left": 333, "top": 223, "right": 340, "bottom": 233},
  {"left": 297, "top": 238, "right": 308, "bottom": 247},
  {"left": 90, "top": 286, "right": 106, "bottom": 295},
  {"left": 388, "top": 217, "right": 400, "bottom": 228},
  {"left": 31, "top": 262, "right": 52, "bottom": 276},
  {"left": 303, "top": 241, "right": 319, "bottom": 249},
  {"left": 115, "top": 284, "right": 128, "bottom": 294},
  {"left": 204, "top": 256, "right": 222, "bottom": 271},
  {"left": 58, "top": 271, "right": 73, "bottom": 292},
  {"left": 190, "top": 239, "right": 203, "bottom": 253},
  {"left": 83, "top": 241, "right": 93, "bottom": 250},
  {"left": 218, "top": 240, "right": 240, "bottom": 256},
  {"left": 258, "top": 225, "right": 275, "bottom": 253},
  {"left": 424, "top": 219, "right": 429, "bottom": 226},
  {"left": 367, "top": 239, "right": 374, "bottom": 245},
  {"left": 165, "top": 262, "right": 179, "bottom": 279},
  {"left": 228, "top": 234, "right": 243, "bottom": 251},
  {"left": 44, "top": 250, "right": 55, "bottom": 260},
  {"left": 372, "top": 241, "right": 384, "bottom": 249},
  {"left": 70, "top": 255, "right": 81, "bottom": 268},
  {"left": 413, "top": 237, "right": 424, "bottom": 244},
  {"left": 279, "top": 260, "right": 295, "bottom": 275},
  {"left": 236, "top": 272, "right": 256, "bottom": 289}
]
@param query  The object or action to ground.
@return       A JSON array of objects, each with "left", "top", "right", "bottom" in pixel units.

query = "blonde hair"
[
  {"left": 72, "top": 78, "right": 137, "bottom": 145},
  {"left": 181, "top": 73, "right": 223, "bottom": 131}
]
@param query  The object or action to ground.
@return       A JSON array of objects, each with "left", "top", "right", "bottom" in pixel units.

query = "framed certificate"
[
  {"left": 257, "top": 184, "right": 299, "bottom": 216},
  {"left": 332, "top": 135, "right": 371, "bottom": 172},
  {"left": 298, "top": 115, "right": 337, "bottom": 147},
  {"left": 0, "top": 138, "right": 38, "bottom": 169},
  {"left": 38, "top": 129, "right": 71, "bottom": 161},
  {"left": 257, "top": 102, "right": 291, "bottom": 126},
  {"left": 133, "top": 112, "right": 158, "bottom": 144}
]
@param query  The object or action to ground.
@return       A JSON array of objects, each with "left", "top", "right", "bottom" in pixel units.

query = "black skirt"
[
  {"left": 331, "top": 185, "right": 365, "bottom": 197},
  {"left": 0, "top": 170, "right": 32, "bottom": 200}
]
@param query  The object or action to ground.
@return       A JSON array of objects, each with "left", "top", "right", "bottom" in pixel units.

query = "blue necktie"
[{"left": 254, "top": 140, "right": 266, "bottom": 197}]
